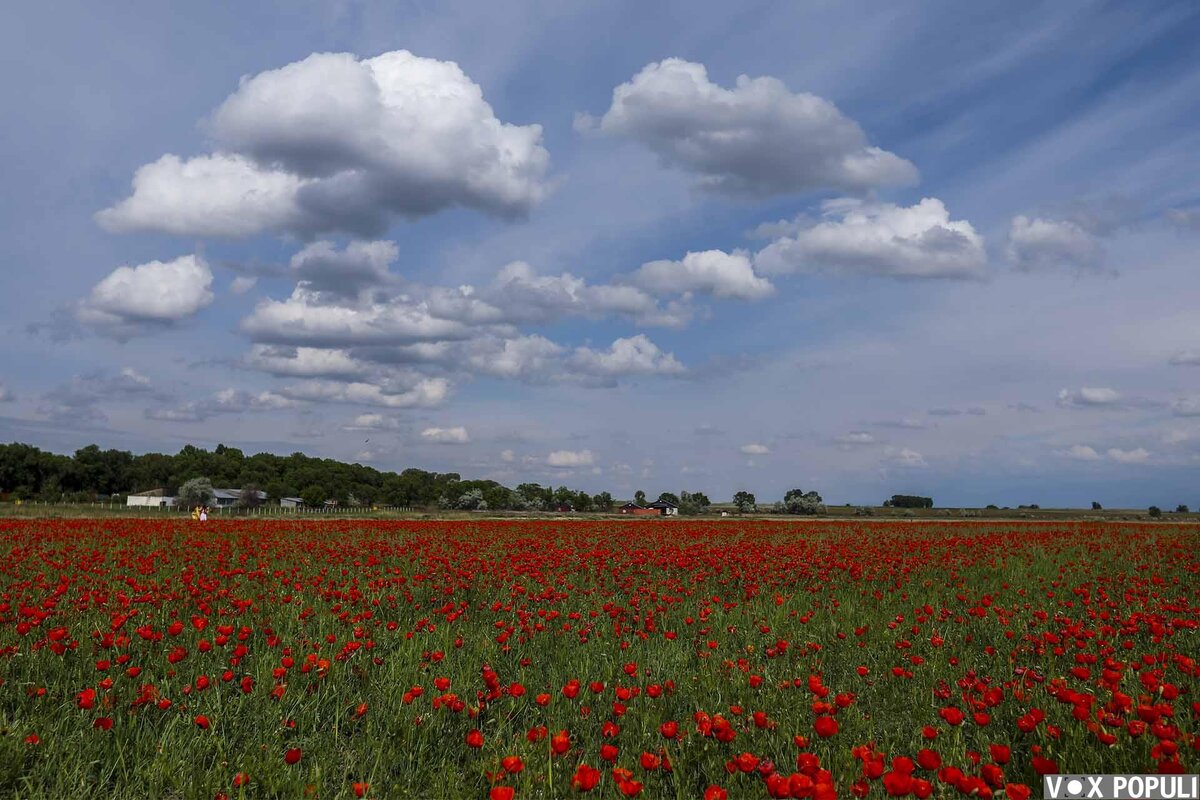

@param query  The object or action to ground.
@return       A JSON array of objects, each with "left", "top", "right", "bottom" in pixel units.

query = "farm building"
[
  {"left": 126, "top": 489, "right": 176, "bottom": 508},
  {"left": 618, "top": 502, "right": 674, "bottom": 516},
  {"left": 280, "top": 497, "right": 304, "bottom": 508},
  {"left": 648, "top": 500, "right": 679, "bottom": 516},
  {"left": 210, "top": 488, "right": 268, "bottom": 507}
]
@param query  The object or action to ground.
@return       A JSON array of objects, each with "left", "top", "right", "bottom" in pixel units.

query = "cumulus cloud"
[
  {"left": 593, "top": 58, "right": 916, "bottom": 196},
  {"left": 1107, "top": 447, "right": 1150, "bottom": 464},
  {"left": 344, "top": 413, "right": 403, "bottom": 431},
  {"left": 465, "top": 334, "right": 564, "bottom": 380},
  {"left": 630, "top": 250, "right": 774, "bottom": 300},
  {"left": 241, "top": 286, "right": 473, "bottom": 347},
  {"left": 835, "top": 431, "right": 876, "bottom": 445},
  {"left": 243, "top": 345, "right": 369, "bottom": 380},
  {"left": 740, "top": 443, "right": 770, "bottom": 455},
  {"left": 546, "top": 449, "right": 594, "bottom": 467},
  {"left": 1057, "top": 387, "right": 1121, "bottom": 407},
  {"left": 1007, "top": 216, "right": 1104, "bottom": 272},
  {"left": 280, "top": 377, "right": 450, "bottom": 409},
  {"left": 567, "top": 335, "right": 685, "bottom": 381},
  {"left": 77, "top": 255, "right": 214, "bottom": 338},
  {"left": 885, "top": 446, "right": 928, "bottom": 468},
  {"left": 754, "top": 198, "right": 986, "bottom": 279},
  {"left": 421, "top": 426, "right": 470, "bottom": 444},
  {"left": 145, "top": 388, "right": 296, "bottom": 422},
  {"left": 1056, "top": 444, "right": 1102, "bottom": 461},
  {"left": 290, "top": 240, "right": 398, "bottom": 297},
  {"left": 98, "top": 51, "right": 550, "bottom": 238}
]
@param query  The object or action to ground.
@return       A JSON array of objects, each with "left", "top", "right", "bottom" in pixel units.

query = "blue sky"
[{"left": 3, "top": 0, "right": 1200, "bottom": 507}]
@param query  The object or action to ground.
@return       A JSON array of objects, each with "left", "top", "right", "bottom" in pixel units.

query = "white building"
[{"left": 126, "top": 489, "right": 176, "bottom": 508}]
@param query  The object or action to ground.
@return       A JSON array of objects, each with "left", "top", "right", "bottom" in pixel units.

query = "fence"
[{"left": 4, "top": 501, "right": 414, "bottom": 516}]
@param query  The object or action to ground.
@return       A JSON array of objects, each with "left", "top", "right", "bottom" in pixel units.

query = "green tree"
[
  {"left": 732, "top": 491, "right": 756, "bottom": 514},
  {"left": 592, "top": 491, "right": 614, "bottom": 511},
  {"left": 1091, "top": 501, "right": 1102, "bottom": 510},
  {"left": 177, "top": 477, "right": 215, "bottom": 509},
  {"left": 300, "top": 485, "right": 327, "bottom": 508},
  {"left": 656, "top": 492, "right": 680, "bottom": 506},
  {"left": 1148, "top": 505, "right": 1162, "bottom": 518},
  {"left": 634, "top": 489, "right": 647, "bottom": 505},
  {"left": 782, "top": 488, "right": 824, "bottom": 515}
]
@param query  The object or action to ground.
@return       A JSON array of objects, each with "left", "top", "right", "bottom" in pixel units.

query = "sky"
[{"left": 3, "top": 0, "right": 1200, "bottom": 507}]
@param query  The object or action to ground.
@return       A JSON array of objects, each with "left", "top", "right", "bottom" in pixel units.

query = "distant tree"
[
  {"left": 265, "top": 480, "right": 289, "bottom": 503},
  {"left": 679, "top": 490, "right": 711, "bottom": 515},
  {"left": 1176, "top": 504, "right": 1189, "bottom": 514},
  {"left": 1148, "top": 506, "right": 1162, "bottom": 518},
  {"left": 889, "top": 494, "right": 933, "bottom": 509},
  {"left": 985, "top": 504, "right": 999, "bottom": 510},
  {"left": 634, "top": 489, "right": 647, "bottom": 505},
  {"left": 854, "top": 506, "right": 874, "bottom": 516},
  {"left": 456, "top": 489, "right": 486, "bottom": 511},
  {"left": 592, "top": 491, "right": 614, "bottom": 511},
  {"left": 178, "top": 477, "right": 215, "bottom": 509},
  {"left": 732, "top": 491, "right": 756, "bottom": 514},
  {"left": 300, "top": 485, "right": 326, "bottom": 508},
  {"left": 783, "top": 488, "right": 824, "bottom": 515},
  {"left": 656, "top": 492, "right": 680, "bottom": 506},
  {"left": 238, "top": 484, "right": 264, "bottom": 509},
  {"left": 1092, "top": 501, "right": 1102, "bottom": 510}
]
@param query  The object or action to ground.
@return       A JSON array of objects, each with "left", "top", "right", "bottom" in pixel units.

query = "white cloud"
[
  {"left": 500, "top": 449, "right": 515, "bottom": 462},
  {"left": 1007, "top": 215, "right": 1104, "bottom": 272},
  {"left": 78, "top": 255, "right": 213, "bottom": 337},
  {"left": 280, "top": 378, "right": 450, "bottom": 409},
  {"left": 344, "top": 413, "right": 402, "bottom": 431},
  {"left": 567, "top": 335, "right": 685, "bottom": 380},
  {"left": 465, "top": 334, "right": 564, "bottom": 380},
  {"left": 1055, "top": 444, "right": 1102, "bottom": 461},
  {"left": 145, "top": 388, "right": 296, "bottom": 422},
  {"left": 835, "top": 431, "right": 876, "bottom": 445},
  {"left": 241, "top": 286, "right": 472, "bottom": 347},
  {"left": 230, "top": 276, "right": 258, "bottom": 295},
  {"left": 1162, "top": 430, "right": 1190, "bottom": 445},
  {"left": 547, "top": 449, "right": 594, "bottom": 467},
  {"left": 594, "top": 58, "right": 916, "bottom": 196},
  {"left": 630, "top": 250, "right": 774, "bottom": 300},
  {"left": 244, "top": 345, "right": 368, "bottom": 380},
  {"left": 421, "top": 426, "right": 470, "bottom": 444},
  {"left": 1057, "top": 387, "right": 1121, "bottom": 407},
  {"left": 0, "top": 384, "right": 13, "bottom": 402},
  {"left": 99, "top": 51, "right": 550, "bottom": 238},
  {"left": 739, "top": 443, "right": 770, "bottom": 455},
  {"left": 1107, "top": 447, "right": 1150, "bottom": 464},
  {"left": 1171, "top": 397, "right": 1200, "bottom": 417},
  {"left": 96, "top": 153, "right": 307, "bottom": 237},
  {"left": 1168, "top": 350, "right": 1200, "bottom": 366},
  {"left": 754, "top": 198, "right": 987, "bottom": 279},
  {"left": 886, "top": 447, "right": 928, "bottom": 468},
  {"left": 290, "top": 240, "right": 398, "bottom": 297}
]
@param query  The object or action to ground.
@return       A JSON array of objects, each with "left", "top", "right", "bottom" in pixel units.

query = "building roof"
[
  {"left": 130, "top": 488, "right": 169, "bottom": 497},
  {"left": 211, "top": 488, "right": 268, "bottom": 501},
  {"left": 620, "top": 502, "right": 646, "bottom": 509},
  {"left": 648, "top": 501, "right": 678, "bottom": 509}
]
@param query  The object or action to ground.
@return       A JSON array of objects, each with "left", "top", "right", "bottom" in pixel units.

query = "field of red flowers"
[{"left": 0, "top": 518, "right": 1195, "bottom": 799}]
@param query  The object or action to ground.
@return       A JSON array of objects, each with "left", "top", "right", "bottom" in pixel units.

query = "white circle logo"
[{"left": 1066, "top": 779, "right": 1084, "bottom": 796}]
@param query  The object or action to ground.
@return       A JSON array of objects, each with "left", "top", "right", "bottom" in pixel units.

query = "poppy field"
[{"left": 0, "top": 518, "right": 1196, "bottom": 799}]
